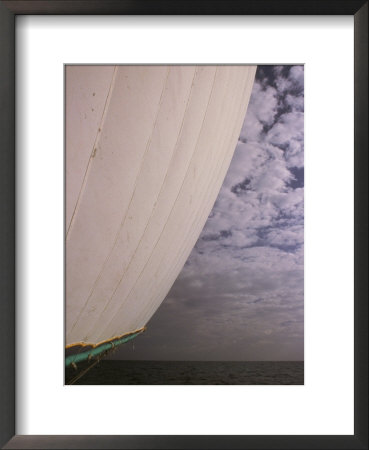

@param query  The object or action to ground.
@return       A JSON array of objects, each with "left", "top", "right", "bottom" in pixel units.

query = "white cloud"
[
  {"left": 289, "top": 65, "right": 304, "bottom": 90},
  {"left": 248, "top": 82, "right": 278, "bottom": 125},
  {"left": 285, "top": 93, "right": 304, "bottom": 112}
]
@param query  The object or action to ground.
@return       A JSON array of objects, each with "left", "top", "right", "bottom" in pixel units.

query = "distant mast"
[{"left": 66, "top": 65, "right": 256, "bottom": 355}]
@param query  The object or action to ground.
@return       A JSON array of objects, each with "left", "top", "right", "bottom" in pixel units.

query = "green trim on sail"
[{"left": 65, "top": 330, "right": 142, "bottom": 368}]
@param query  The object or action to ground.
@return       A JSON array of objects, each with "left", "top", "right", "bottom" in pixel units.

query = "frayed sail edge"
[{"left": 65, "top": 327, "right": 145, "bottom": 368}]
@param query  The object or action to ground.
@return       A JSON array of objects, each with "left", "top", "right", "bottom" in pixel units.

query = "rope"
[{"left": 66, "top": 347, "right": 112, "bottom": 385}]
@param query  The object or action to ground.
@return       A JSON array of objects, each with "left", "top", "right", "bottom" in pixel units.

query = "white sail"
[{"left": 66, "top": 65, "right": 256, "bottom": 347}]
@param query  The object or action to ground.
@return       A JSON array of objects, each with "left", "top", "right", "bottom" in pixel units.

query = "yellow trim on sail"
[{"left": 65, "top": 326, "right": 146, "bottom": 349}]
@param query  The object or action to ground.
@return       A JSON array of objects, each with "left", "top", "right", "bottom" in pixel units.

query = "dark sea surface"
[{"left": 67, "top": 360, "right": 303, "bottom": 385}]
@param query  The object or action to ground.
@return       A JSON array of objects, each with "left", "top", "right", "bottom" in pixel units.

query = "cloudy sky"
[{"left": 114, "top": 65, "right": 304, "bottom": 361}]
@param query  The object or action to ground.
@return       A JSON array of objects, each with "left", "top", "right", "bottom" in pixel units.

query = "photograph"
[{"left": 65, "top": 64, "right": 304, "bottom": 385}]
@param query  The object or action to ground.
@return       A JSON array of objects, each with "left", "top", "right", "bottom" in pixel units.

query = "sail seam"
[{"left": 98, "top": 67, "right": 219, "bottom": 340}]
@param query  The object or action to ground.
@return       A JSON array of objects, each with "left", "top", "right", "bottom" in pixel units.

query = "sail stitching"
[
  {"left": 68, "top": 67, "right": 171, "bottom": 338},
  {"left": 98, "top": 67, "right": 219, "bottom": 340},
  {"left": 66, "top": 66, "right": 118, "bottom": 239}
]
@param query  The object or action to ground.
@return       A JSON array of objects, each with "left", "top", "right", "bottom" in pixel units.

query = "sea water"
[{"left": 67, "top": 360, "right": 303, "bottom": 385}]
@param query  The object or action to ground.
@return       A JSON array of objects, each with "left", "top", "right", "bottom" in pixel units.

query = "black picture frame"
[{"left": 0, "top": 1, "right": 367, "bottom": 449}]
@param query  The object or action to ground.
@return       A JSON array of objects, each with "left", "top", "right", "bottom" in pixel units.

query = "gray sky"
[{"left": 113, "top": 65, "right": 304, "bottom": 361}]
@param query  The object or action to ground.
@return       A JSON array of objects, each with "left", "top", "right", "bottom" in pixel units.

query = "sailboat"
[{"left": 65, "top": 65, "right": 256, "bottom": 370}]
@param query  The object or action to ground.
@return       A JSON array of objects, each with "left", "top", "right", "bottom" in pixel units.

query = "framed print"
[
  {"left": 63, "top": 63, "right": 305, "bottom": 387},
  {"left": 0, "top": 1, "right": 367, "bottom": 449}
]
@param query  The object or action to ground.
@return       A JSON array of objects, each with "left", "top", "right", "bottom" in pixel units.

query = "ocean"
[{"left": 66, "top": 360, "right": 303, "bottom": 385}]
